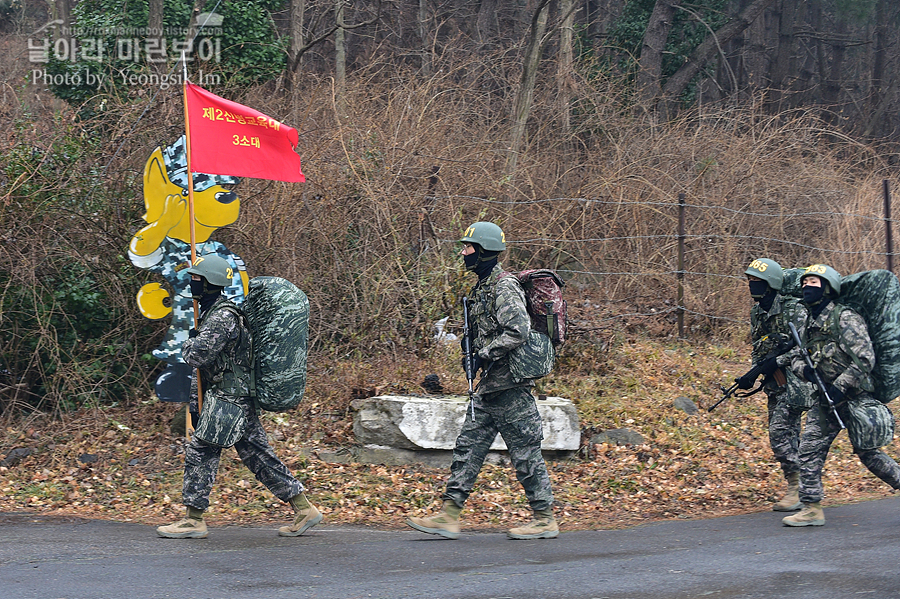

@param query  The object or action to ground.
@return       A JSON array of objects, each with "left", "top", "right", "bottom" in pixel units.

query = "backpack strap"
[
  {"left": 827, "top": 303, "right": 872, "bottom": 388},
  {"left": 211, "top": 303, "right": 257, "bottom": 400}
]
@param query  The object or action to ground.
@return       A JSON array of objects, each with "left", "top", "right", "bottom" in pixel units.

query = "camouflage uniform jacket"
[
  {"left": 790, "top": 300, "right": 875, "bottom": 399},
  {"left": 469, "top": 263, "right": 532, "bottom": 395},
  {"left": 181, "top": 296, "right": 253, "bottom": 399},
  {"left": 750, "top": 294, "right": 809, "bottom": 395}
]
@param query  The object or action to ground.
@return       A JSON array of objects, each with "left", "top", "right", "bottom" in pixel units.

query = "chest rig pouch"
[
  {"left": 807, "top": 305, "right": 874, "bottom": 394},
  {"left": 192, "top": 302, "right": 252, "bottom": 448},
  {"left": 193, "top": 389, "right": 246, "bottom": 448}
]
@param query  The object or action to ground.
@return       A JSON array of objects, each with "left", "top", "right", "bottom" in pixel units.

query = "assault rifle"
[
  {"left": 788, "top": 322, "right": 845, "bottom": 429},
  {"left": 708, "top": 337, "right": 793, "bottom": 412},
  {"left": 461, "top": 297, "right": 476, "bottom": 421}
]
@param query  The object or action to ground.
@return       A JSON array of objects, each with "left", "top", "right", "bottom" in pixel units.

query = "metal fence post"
[
  {"left": 885, "top": 179, "right": 894, "bottom": 273},
  {"left": 677, "top": 192, "right": 685, "bottom": 338}
]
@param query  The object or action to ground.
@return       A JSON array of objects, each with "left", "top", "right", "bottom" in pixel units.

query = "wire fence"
[{"left": 424, "top": 181, "right": 898, "bottom": 337}]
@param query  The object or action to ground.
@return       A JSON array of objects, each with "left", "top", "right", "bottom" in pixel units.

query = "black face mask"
[
  {"left": 803, "top": 285, "right": 825, "bottom": 306},
  {"left": 748, "top": 280, "right": 769, "bottom": 300},
  {"left": 189, "top": 279, "right": 206, "bottom": 300},
  {"left": 463, "top": 246, "right": 498, "bottom": 280},
  {"left": 758, "top": 289, "right": 776, "bottom": 312},
  {"left": 190, "top": 279, "right": 223, "bottom": 313},
  {"left": 463, "top": 251, "right": 480, "bottom": 272}
]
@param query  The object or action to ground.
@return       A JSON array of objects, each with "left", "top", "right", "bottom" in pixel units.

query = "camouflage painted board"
[
  {"left": 843, "top": 396, "right": 896, "bottom": 450},
  {"left": 838, "top": 270, "right": 900, "bottom": 404},
  {"left": 241, "top": 276, "right": 309, "bottom": 412},
  {"left": 193, "top": 390, "right": 247, "bottom": 447},
  {"left": 508, "top": 330, "right": 555, "bottom": 382}
]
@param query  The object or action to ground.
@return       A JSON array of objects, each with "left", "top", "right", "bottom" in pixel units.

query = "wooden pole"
[
  {"left": 182, "top": 58, "right": 202, "bottom": 436},
  {"left": 677, "top": 192, "right": 685, "bottom": 338},
  {"left": 884, "top": 179, "right": 894, "bottom": 273}
]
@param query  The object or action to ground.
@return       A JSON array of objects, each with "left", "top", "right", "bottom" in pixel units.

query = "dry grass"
[
  {"left": 1, "top": 335, "right": 897, "bottom": 531},
  {"left": 2, "top": 36, "right": 899, "bottom": 528}
]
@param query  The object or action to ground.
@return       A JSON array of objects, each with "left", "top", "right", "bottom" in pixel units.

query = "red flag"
[{"left": 184, "top": 82, "right": 306, "bottom": 183}]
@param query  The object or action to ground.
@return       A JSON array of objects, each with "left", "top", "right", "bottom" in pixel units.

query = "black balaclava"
[
  {"left": 748, "top": 280, "right": 776, "bottom": 312},
  {"left": 190, "top": 278, "right": 223, "bottom": 314},
  {"left": 802, "top": 278, "right": 828, "bottom": 319},
  {"left": 464, "top": 244, "right": 499, "bottom": 281},
  {"left": 758, "top": 288, "right": 777, "bottom": 312},
  {"left": 748, "top": 280, "right": 768, "bottom": 299}
]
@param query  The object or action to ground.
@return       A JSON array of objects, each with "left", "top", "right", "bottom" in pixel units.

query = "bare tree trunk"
[
  {"left": 148, "top": 0, "right": 164, "bottom": 76},
  {"left": 636, "top": 0, "right": 681, "bottom": 105},
  {"left": 658, "top": 0, "right": 777, "bottom": 116},
  {"left": 335, "top": 0, "right": 346, "bottom": 117},
  {"left": 558, "top": 0, "right": 576, "bottom": 134},
  {"left": 740, "top": 0, "right": 770, "bottom": 91},
  {"left": 476, "top": 0, "right": 498, "bottom": 45},
  {"left": 766, "top": 0, "right": 800, "bottom": 112},
  {"left": 54, "top": 0, "right": 71, "bottom": 30},
  {"left": 419, "top": 0, "right": 432, "bottom": 74},
  {"left": 863, "top": 0, "right": 892, "bottom": 138},
  {"left": 53, "top": 0, "right": 73, "bottom": 56},
  {"left": 506, "top": 0, "right": 551, "bottom": 179},
  {"left": 820, "top": 15, "right": 846, "bottom": 123},
  {"left": 179, "top": 0, "right": 206, "bottom": 79},
  {"left": 290, "top": 0, "right": 306, "bottom": 120}
]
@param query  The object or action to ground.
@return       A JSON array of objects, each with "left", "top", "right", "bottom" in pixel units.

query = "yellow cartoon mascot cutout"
[{"left": 129, "top": 135, "right": 249, "bottom": 403}]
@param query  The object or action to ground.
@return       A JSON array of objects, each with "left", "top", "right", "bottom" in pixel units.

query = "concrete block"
[{"left": 351, "top": 394, "right": 580, "bottom": 451}]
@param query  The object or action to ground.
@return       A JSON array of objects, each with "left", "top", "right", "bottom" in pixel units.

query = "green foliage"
[
  {"left": 605, "top": 0, "right": 729, "bottom": 89},
  {"left": 0, "top": 113, "right": 154, "bottom": 416},
  {"left": 40, "top": 0, "right": 287, "bottom": 108},
  {"left": 835, "top": 0, "right": 878, "bottom": 21}
]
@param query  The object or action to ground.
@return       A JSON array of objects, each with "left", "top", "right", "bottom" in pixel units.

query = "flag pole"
[{"left": 182, "top": 53, "right": 203, "bottom": 436}]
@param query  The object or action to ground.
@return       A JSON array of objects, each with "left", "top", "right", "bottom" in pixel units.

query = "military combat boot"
[
  {"left": 773, "top": 472, "right": 802, "bottom": 512},
  {"left": 782, "top": 502, "right": 825, "bottom": 527},
  {"left": 157, "top": 506, "right": 208, "bottom": 539},
  {"left": 507, "top": 509, "right": 559, "bottom": 540},
  {"left": 406, "top": 500, "right": 461, "bottom": 540},
  {"left": 278, "top": 493, "right": 324, "bottom": 537}
]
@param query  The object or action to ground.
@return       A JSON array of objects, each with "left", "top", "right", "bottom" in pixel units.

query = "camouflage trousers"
[
  {"left": 767, "top": 392, "right": 807, "bottom": 477},
  {"left": 182, "top": 397, "right": 303, "bottom": 511},
  {"left": 443, "top": 386, "right": 554, "bottom": 512},
  {"left": 798, "top": 400, "right": 900, "bottom": 504}
]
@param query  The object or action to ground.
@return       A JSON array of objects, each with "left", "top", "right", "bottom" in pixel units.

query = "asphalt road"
[{"left": 1, "top": 496, "right": 899, "bottom": 599}]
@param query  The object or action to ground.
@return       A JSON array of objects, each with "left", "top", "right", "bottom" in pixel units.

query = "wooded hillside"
[{"left": 1, "top": 0, "right": 899, "bottom": 419}]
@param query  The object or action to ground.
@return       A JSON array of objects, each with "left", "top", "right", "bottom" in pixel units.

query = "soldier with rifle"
[
  {"left": 783, "top": 264, "right": 900, "bottom": 527},
  {"left": 730, "top": 259, "right": 815, "bottom": 512},
  {"left": 405, "top": 222, "right": 557, "bottom": 540}
]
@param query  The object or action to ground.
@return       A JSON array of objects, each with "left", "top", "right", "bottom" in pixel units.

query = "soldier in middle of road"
[
  {"left": 738, "top": 258, "right": 816, "bottom": 512},
  {"left": 405, "top": 221, "right": 558, "bottom": 541},
  {"left": 784, "top": 264, "right": 900, "bottom": 527}
]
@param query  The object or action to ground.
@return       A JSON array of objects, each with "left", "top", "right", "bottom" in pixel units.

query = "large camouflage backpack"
[
  {"left": 499, "top": 269, "right": 567, "bottom": 382},
  {"left": 783, "top": 268, "right": 900, "bottom": 404},
  {"left": 240, "top": 276, "right": 310, "bottom": 412}
]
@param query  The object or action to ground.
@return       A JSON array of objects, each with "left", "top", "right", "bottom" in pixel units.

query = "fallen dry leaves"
[{"left": 1, "top": 337, "right": 897, "bottom": 532}]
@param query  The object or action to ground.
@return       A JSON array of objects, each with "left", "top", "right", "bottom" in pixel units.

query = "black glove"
[
  {"left": 758, "top": 355, "right": 778, "bottom": 376},
  {"left": 735, "top": 372, "right": 756, "bottom": 390},
  {"left": 803, "top": 365, "right": 816, "bottom": 383},
  {"left": 825, "top": 383, "right": 845, "bottom": 403},
  {"left": 188, "top": 328, "right": 199, "bottom": 338}
]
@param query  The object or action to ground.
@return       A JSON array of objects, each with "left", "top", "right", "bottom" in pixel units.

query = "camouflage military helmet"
[
  {"left": 801, "top": 264, "right": 841, "bottom": 295},
  {"left": 460, "top": 222, "right": 506, "bottom": 252},
  {"left": 744, "top": 258, "right": 783, "bottom": 291},
  {"left": 186, "top": 254, "right": 233, "bottom": 287}
]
